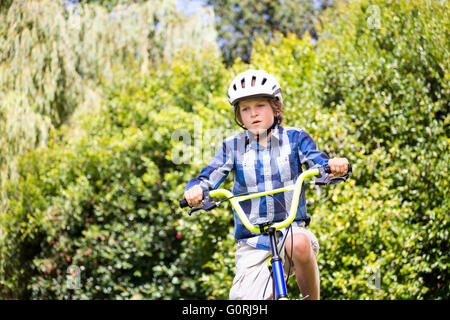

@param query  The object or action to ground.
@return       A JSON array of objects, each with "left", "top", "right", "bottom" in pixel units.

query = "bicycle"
[{"left": 179, "top": 164, "right": 352, "bottom": 300}]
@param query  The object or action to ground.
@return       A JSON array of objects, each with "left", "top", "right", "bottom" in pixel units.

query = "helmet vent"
[
  {"left": 233, "top": 84, "right": 237, "bottom": 91},
  {"left": 251, "top": 76, "right": 256, "bottom": 87},
  {"left": 272, "top": 85, "right": 277, "bottom": 90},
  {"left": 261, "top": 78, "right": 267, "bottom": 85},
  {"left": 241, "top": 78, "right": 245, "bottom": 88}
]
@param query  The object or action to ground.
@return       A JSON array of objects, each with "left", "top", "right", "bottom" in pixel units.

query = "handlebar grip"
[
  {"left": 179, "top": 199, "right": 189, "bottom": 208},
  {"left": 324, "top": 164, "right": 352, "bottom": 174}
]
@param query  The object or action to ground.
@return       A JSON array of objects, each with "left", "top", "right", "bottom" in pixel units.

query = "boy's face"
[{"left": 238, "top": 97, "right": 276, "bottom": 136}]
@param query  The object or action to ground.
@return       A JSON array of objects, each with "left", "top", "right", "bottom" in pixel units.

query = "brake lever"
[
  {"left": 187, "top": 191, "right": 218, "bottom": 215},
  {"left": 314, "top": 166, "right": 331, "bottom": 185},
  {"left": 188, "top": 206, "right": 204, "bottom": 216},
  {"left": 328, "top": 175, "right": 349, "bottom": 185}
]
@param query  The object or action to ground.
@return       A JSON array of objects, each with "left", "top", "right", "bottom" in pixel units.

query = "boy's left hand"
[{"left": 328, "top": 157, "right": 349, "bottom": 178}]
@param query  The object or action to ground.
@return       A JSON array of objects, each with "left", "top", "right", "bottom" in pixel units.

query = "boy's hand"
[
  {"left": 328, "top": 157, "right": 349, "bottom": 178},
  {"left": 184, "top": 185, "right": 204, "bottom": 207}
]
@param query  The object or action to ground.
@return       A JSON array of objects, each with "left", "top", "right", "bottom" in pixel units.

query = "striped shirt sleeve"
[
  {"left": 297, "top": 130, "right": 329, "bottom": 169},
  {"left": 184, "top": 140, "right": 235, "bottom": 192}
]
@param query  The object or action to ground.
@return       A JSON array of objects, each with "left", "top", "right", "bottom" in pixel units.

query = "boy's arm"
[
  {"left": 184, "top": 141, "right": 234, "bottom": 193},
  {"left": 298, "top": 130, "right": 349, "bottom": 177},
  {"left": 297, "top": 130, "right": 329, "bottom": 169}
]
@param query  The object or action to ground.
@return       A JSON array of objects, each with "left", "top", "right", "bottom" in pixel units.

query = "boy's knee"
[{"left": 289, "top": 233, "right": 312, "bottom": 264}]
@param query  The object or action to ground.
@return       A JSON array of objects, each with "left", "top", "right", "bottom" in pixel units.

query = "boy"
[{"left": 184, "top": 69, "right": 349, "bottom": 300}]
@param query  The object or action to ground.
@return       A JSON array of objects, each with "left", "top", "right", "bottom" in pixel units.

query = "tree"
[
  {"left": 206, "top": 0, "right": 318, "bottom": 65},
  {"left": 0, "top": 0, "right": 218, "bottom": 213}
]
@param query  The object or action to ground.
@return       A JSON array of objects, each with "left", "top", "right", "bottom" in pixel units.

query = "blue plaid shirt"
[{"left": 185, "top": 125, "right": 329, "bottom": 250}]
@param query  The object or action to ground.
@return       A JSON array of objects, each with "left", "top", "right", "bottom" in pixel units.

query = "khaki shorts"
[{"left": 229, "top": 224, "right": 319, "bottom": 300}]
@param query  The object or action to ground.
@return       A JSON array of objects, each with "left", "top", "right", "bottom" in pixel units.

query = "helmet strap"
[
  {"left": 246, "top": 116, "right": 279, "bottom": 144},
  {"left": 254, "top": 116, "right": 278, "bottom": 143},
  {"left": 234, "top": 108, "right": 247, "bottom": 131}
]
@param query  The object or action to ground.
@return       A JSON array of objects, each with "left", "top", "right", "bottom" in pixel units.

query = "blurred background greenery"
[{"left": 0, "top": 0, "right": 448, "bottom": 299}]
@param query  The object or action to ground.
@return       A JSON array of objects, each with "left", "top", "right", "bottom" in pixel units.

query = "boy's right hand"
[{"left": 184, "top": 185, "right": 204, "bottom": 207}]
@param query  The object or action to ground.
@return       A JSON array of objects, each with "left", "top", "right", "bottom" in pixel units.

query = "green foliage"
[
  {"left": 249, "top": 0, "right": 449, "bottom": 299},
  {"left": 1, "top": 0, "right": 448, "bottom": 300}
]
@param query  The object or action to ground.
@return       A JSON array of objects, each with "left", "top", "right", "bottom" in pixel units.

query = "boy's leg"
[
  {"left": 229, "top": 241, "right": 274, "bottom": 300},
  {"left": 284, "top": 232, "right": 320, "bottom": 300}
]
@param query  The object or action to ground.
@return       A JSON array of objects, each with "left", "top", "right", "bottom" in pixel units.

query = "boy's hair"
[{"left": 234, "top": 97, "right": 284, "bottom": 129}]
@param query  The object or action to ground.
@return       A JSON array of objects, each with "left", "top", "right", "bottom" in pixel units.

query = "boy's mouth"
[{"left": 252, "top": 120, "right": 261, "bottom": 124}]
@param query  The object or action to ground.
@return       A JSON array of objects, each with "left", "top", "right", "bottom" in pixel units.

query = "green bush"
[{"left": 1, "top": 50, "right": 233, "bottom": 299}]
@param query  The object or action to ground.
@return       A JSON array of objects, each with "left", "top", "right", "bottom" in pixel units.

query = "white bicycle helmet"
[{"left": 227, "top": 69, "right": 283, "bottom": 106}]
